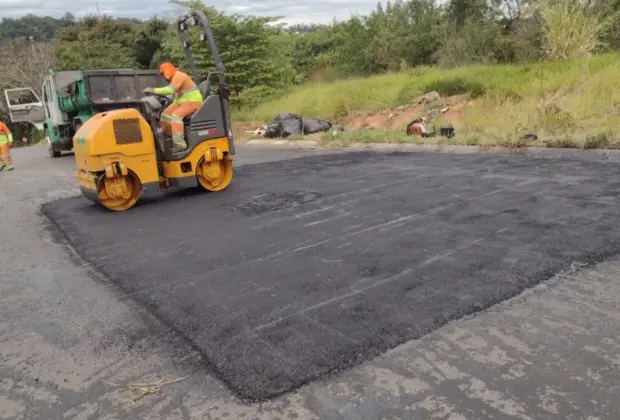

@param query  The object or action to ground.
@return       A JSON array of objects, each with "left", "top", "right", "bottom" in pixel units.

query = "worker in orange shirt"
[
  {"left": 0, "top": 120, "right": 14, "bottom": 171},
  {"left": 143, "top": 62, "right": 203, "bottom": 153}
]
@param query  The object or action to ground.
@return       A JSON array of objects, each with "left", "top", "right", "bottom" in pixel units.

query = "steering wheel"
[{"left": 144, "top": 90, "right": 172, "bottom": 107}]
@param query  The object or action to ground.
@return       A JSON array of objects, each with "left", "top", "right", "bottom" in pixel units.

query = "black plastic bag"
[
  {"left": 263, "top": 113, "right": 304, "bottom": 138},
  {"left": 303, "top": 117, "right": 332, "bottom": 134}
]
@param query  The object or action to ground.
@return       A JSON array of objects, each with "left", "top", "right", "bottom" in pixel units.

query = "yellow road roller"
[{"left": 73, "top": 10, "right": 235, "bottom": 211}]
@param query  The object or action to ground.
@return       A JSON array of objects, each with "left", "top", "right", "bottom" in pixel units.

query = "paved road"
[{"left": 2, "top": 145, "right": 620, "bottom": 419}]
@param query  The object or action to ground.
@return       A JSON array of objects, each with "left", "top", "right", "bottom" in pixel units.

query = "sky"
[{"left": 0, "top": 0, "right": 384, "bottom": 25}]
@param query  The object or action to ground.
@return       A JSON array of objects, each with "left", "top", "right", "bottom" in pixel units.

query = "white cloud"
[{"left": 0, "top": 0, "right": 383, "bottom": 25}]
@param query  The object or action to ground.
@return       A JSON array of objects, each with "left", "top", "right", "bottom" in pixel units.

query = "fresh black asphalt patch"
[{"left": 42, "top": 150, "right": 620, "bottom": 400}]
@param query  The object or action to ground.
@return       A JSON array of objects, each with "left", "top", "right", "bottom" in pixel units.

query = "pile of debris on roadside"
[
  {"left": 246, "top": 113, "right": 345, "bottom": 139},
  {"left": 400, "top": 91, "right": 454, "bottom": 138},
  {"left": 245, "top": 91, "right": 472, "bottom": 140},
  {"left": 341, "top": 90, "right": 470, "bottom": 139},
  {"left": 406, "top": 117, "right": 455, "bottom": 138}
]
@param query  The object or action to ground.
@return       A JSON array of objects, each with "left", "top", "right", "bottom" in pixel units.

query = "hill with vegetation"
[{"left": 2, "top": 0, "right": 620, "bottom": 147}]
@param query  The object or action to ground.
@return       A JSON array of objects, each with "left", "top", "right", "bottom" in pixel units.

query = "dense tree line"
[
  {"left": 0, "top": 13, "right": 75, "bottom": 41},
  {"left": 2, "top": 0, "right": 620, "bottom": 114}
]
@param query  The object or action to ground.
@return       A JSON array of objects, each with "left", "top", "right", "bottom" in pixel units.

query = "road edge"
[{"left": 245, "top": 139, "right": 620, "bottom": 163}]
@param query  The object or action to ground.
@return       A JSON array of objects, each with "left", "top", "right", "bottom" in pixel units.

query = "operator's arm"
[
  {"left": 0, "top": 123, "right": 13, "bottom": 143},
  {"left": 153, "top": 72, "right": 183, "bottom": 96},
  {"left": 153, "top": 85, "right": 174, "bottom": 96}
]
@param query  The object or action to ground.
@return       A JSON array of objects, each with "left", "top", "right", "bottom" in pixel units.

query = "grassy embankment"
[{"left": 237, "top": 53, "right": 620, "bottom": 149}]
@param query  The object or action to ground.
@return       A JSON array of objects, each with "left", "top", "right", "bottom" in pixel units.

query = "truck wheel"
[{"left": 47, "top": 136, "right": 61, "bottom": 158}]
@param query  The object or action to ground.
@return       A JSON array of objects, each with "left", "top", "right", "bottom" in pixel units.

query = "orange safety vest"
[
  {"left": 0, "top": 122, "right": 13, "bottom": 144},
  {"left": 169, "top": 71, "right": 202, "bottom": 103}
]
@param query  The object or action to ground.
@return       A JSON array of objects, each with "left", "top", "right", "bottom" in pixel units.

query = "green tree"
[
  {"left": 311, "top": 0, "right": 443, "bottom": 75},
  {"left": 134, "top": 17, "right": 170, "bottom": 69},
  {"left": 371, "top": 0, "right": 443, "bottom": 70},
  {"left": 328, "top": 17, "right": 375, "bottom": 75},
  {"left": 0, "top": 14, "right": 74, "bottom": 41},
  {"left": 447, "top": 0, "right": 489, "bottom": 27},
  {"left": 159, "top": 0, "right": 294, "bottom": 107},
  {"left": 56, "top": 15, "right": 140, "bottom": 69},
  {"left": 291, "top": 26, "right": 339, "bottom": 80}
]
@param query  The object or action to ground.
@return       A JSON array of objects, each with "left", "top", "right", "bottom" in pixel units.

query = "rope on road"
[{"left": 102, "top": 375, "right": 189, "bottom": 405}]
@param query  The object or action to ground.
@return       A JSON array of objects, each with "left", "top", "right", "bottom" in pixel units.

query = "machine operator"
[
  {"left": 0, "top": 120, "right": 14, "bottom": 171},
  {"left": 143, "top": 62, "right": 203, "bottom": 153}
]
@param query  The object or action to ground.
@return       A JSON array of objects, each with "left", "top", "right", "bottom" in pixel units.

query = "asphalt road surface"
[{"left": 3, "top": 144, "right": 620, "bottom": 419}]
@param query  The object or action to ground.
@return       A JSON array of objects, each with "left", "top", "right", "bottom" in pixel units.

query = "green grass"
[{"left": 237, "top": 53, "right": 620, "bottom": 148}]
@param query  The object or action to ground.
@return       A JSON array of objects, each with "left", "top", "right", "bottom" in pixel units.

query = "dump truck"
[{"left": 4, "top": 69, "right": 168, "bottom": 158}]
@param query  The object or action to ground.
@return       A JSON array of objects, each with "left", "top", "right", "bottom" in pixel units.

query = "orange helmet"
[{"left": 158, "top": 62, "right": 177, "bottom": 80}]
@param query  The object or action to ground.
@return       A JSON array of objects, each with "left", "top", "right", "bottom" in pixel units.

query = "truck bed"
[
  {"left": 83, "top": 69, "right": 168, "bottom": 105},
  {"left": 57, "top": 69, "right": 169, "bottom": 107}
]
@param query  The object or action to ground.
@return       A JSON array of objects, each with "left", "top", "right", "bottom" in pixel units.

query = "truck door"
[{"left": 3, "top": 88, "right": 45, "bottom": 130}]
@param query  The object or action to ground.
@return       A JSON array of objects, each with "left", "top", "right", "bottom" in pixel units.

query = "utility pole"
[{"left": 96, "top": 2, "right": 101, "bottom": 16}]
